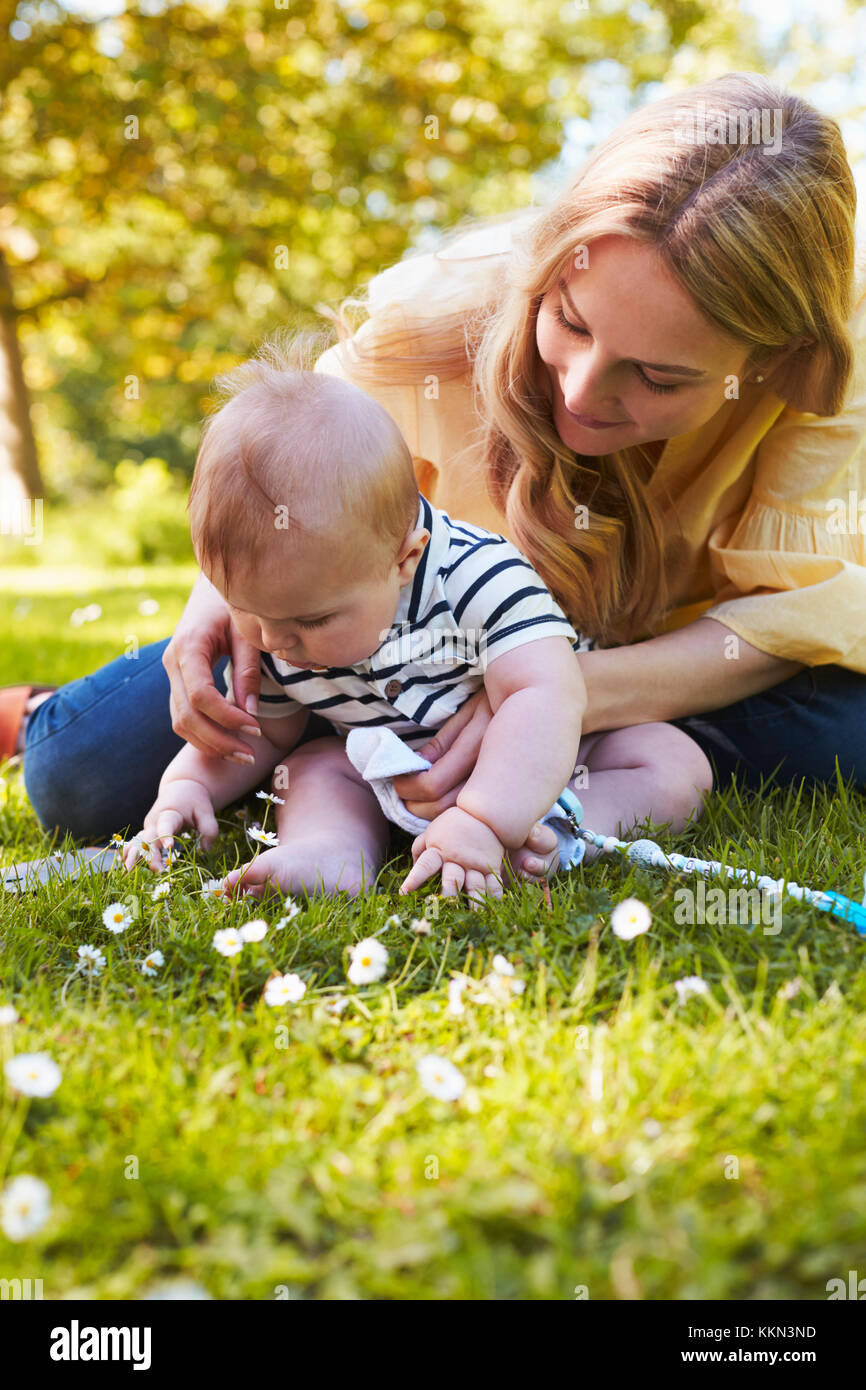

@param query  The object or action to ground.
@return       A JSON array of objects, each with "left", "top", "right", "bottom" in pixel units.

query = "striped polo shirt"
[{"left": 223, "top": 493, "right": 594, "bottom": 743}]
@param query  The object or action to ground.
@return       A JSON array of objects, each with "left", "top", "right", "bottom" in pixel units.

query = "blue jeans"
[{"left": 22, "top": 637, "right": 866, "bottom": 843}]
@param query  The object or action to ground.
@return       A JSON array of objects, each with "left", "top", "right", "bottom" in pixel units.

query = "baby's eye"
[{"left": 297, "top": 614, "right": 334, "bottom": 629}]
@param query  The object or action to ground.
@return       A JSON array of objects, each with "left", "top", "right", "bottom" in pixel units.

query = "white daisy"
[
  {"left": 1, "top": 1175, "right": 51, "bottom": 1241},
  {"left": 409, "top": 917, "right": 431, "bottom": 935},
  {"left": 141, "top": 950, "right": 165, "bottom": 977},
  {"left": 201, "top": 878, "right": 228, "bottom": 901},
  {"left": 5, "top": 1053, "right": 62, "bottom": 1098},
  {"left": 416, "top": 1054, "right": 466, "bottom": 1101},
  {"left": 384, "top": 914, "right": 403, "bottom": 930},
  {"left": 248, "top": 827, "right": 279, "bottom": 847},
  {"left": 492, "top": 954, "right": 514, "bottom": 976},
  {"left": 102, "top": 902, "right": 133, "bottom": 933},
  {"left": 212, "top": 927, "right": 243, "bottom": 957},
  {"left": 151, "top": 881, "right": 170, "bottom": 901},
  {"left": 610, "top": 897, "right": 652, "bottom": 940},
  {"left": 77, "top": 944, "right": 106, "bottom": 975},
  {"left": 347, "top": 937, "right": 389, "bottom": 985},
  {"left": 239, "top": 919, "right": 268, "bottom": 943},
  {"left": 0, "top": 1005, "right": 18, "bottom": 1026},
  {"left": 264, "top": 973, "right": 306, "bottom": 1007},
  {"left": 138, "top": 597, "right": 160, "bottom": 615},
  {"left": 275, "top": 900, "right": 302, "bottom": 929},
  {"left": 256, "top": 791, "right": 285, "bottom": 805},
  {"left": 673, "top": 975, "right": 709, "bottom": 1005},
  {"left": 322, "top": 995, "right": 349, "bottom": 1017}
]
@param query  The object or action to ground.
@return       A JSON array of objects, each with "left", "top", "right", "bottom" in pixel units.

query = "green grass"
[{"left": 1, "top": 561, "right": 866, "bottom": 1299}]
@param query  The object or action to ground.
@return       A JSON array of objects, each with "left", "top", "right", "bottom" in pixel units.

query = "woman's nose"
[{"left": 562, "top": 352, "right": 616, "bottom": 414}]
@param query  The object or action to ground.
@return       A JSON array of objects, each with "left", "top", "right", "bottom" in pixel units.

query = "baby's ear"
[{"left": 396, "top": 526, "right": 430, "bottom": 578}]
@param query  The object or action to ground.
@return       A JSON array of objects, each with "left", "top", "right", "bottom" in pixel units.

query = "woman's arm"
[
  {"left": 394, "top": 616, "right": 804, "bottom": 818},
  {"left": 578, "top": 616, "right": 804, "bottom": 733}
]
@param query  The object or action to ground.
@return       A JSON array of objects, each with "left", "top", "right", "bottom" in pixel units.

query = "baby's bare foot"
[{"left": 225, "top": 838, "right": 381, "bottom": 900}]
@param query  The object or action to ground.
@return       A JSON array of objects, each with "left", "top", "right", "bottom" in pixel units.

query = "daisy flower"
[
  {"left": 409, "top": 917, "right": 431, "bottom": 935},
  {"left": 256, "top": 791, "right": 285, "bottom": 805},
  {"left": 77, "top": 944, "right": 106, "bottom": 975},
  {"left": 0, "top": 1005, "right": 18, "bottom": 1026},
  {"left": 151, "top": 881, "right": 170, "bottom": 901},
  {"left": 384, "top": 914, "right": 403, "bottom": 930},
  {"left": 672, "top": 975, "right": 709, "bottom": 1005},
  {"left": 610, "top": 897, "right": 652, "bottom": 940},
  {"left": 275, "top": 900, "right": 302, "bottom": 929},
  {"left": 492, "top": 954, "right": 514, "bottom": 976},
  {"left": 0, "top": 1175, "right": 51, "bottom": 1242},
  {"left": 416, "top": 1055, "right": 466, "bottom": 1101},
  {"left": 141, "top": 950, "right": 165, "bottom": 977},
  {"left": 201, "top": 878, "right": 228, "bottom": 901},
  {"left": 263, "top": 973, "right": 306, "bottom": 1007},
  {"left": 248, "top": 827, "right": 279, "bottom": 848},
  {"left": 347, "top": 937, "right": 389, "bottom": 985},
  {"left": 138, "top": 597, "right": 160, "bottom": 616},
  {"left": 102, "top": 902, "right": 133, "bottom": 934},
  {"left": 5, "top": 1053, "right": 62, "bottom": 1098},
  {"left": 239, "top": 919, "right": 268, "bottom": 943},
  {"left": 213, "top": 927, "right": 243, "bottom": 957},
  {"left": 322, "top": 995, "right": 349, "bottom": 1017}
]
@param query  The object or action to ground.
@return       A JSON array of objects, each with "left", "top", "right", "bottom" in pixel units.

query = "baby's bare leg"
[
  {"left": 270, "top": 735, "right": 390, "bottom": 896},
  {"left": 578, "top": 722, "right": 713, "bottom": 861}
]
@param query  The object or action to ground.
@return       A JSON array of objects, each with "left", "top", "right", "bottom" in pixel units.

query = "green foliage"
[{"left": 0, "top": 0, "right": 763, "bottom": 493}]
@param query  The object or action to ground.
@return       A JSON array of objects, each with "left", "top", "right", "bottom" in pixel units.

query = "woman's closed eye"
[{"left": 554, "top": 306, "right": 678, "bottom": 395}]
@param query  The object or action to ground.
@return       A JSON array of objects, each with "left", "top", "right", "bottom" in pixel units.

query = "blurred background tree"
[{"left": 0, "top": 0, "right": 861, "bottom": 554}]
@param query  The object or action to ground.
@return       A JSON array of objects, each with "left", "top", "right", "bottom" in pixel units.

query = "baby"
[{"left": 124, "top": 347, "right": 713, "bottom": 904}]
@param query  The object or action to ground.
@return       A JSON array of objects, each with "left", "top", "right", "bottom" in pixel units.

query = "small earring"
[{"left": 754, "top": 374, "right": 764, "bottom": 383}]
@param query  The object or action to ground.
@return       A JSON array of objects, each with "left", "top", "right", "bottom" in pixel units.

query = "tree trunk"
[{"left": 0, "top": 247, "right": 42, "bottom": 528}]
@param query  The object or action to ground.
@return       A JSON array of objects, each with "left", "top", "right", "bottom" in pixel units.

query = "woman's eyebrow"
[{"left": 556, "top": 278, "right": 708, "bottom": 378}]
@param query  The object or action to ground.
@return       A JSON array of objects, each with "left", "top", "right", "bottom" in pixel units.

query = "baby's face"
[{"left": 211, "top": 525, "right": 429, "bottom": 671}]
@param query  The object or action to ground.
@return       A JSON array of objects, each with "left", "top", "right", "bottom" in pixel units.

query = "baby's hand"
[
  {"left": 123, "top": 778, "right": 219, "bottom": 873},
  {"left": 399, "top": 806, "right": 505, "bottom": 908}
]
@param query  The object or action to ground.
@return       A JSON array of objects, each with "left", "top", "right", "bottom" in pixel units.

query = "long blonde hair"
[{"left": 318, "top": 73, "right": 858, "bottom": 645}]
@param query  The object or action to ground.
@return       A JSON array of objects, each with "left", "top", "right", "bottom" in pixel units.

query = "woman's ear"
[{"left": 747, "top": 336, "right": 817, "bottom": 385}]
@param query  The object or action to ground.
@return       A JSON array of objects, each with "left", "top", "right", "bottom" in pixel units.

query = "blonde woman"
[{"left": 13, "top": 71, "right": 866, "bottom": 888}]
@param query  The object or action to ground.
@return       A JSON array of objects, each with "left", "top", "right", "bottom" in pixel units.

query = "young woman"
[{"left": 12, "top": 71, "right": 866, "bottom": 886}]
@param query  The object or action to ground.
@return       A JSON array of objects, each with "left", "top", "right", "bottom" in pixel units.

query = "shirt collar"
[{"left": 390, "top": 493, "right": 449, "bottom": 630}]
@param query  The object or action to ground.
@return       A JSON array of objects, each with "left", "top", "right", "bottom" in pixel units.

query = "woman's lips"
[{"left": 568, "top": 411, "right": 626, "bottom": 429}]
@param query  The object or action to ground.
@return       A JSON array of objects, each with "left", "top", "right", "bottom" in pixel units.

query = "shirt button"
[{"left": 385, "top": 679, "right": 402, "bottom": 699}]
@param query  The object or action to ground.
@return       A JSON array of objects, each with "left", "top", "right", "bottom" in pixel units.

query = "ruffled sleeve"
[{"left": 702, "top": 277, "right": 866, "bottom": 672}]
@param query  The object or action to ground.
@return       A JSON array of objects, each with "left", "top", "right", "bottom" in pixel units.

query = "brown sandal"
[{"left": 0, "top": 685, "right": 57, "bottom": 762}]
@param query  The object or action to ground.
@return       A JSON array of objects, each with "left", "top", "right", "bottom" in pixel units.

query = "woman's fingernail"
[
  {"left": 245, "top": 695, "right": 258, "bottom": 715},
  {"left": 242, "top": 725, "right": 261, "bottom": 737},
  {"left": 229, "top": 752, "right": 255, "bottom": 765}
]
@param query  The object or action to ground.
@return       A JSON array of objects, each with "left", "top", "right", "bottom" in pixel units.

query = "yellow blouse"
[{"left": 315, "top": 214, "right": 866, "bottom": 672}]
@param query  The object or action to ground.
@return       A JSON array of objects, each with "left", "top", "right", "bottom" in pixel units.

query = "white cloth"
[{"left": 345, "top": 726, "right": 585, "bottom": 871}]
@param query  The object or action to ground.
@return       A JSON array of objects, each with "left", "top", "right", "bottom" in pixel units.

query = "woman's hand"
[
  {"left": 163, "top": 572, "right": 263, "bottom": 761},
  {"left": 393, "top": 689, "right": 560, "bottom": 882}
]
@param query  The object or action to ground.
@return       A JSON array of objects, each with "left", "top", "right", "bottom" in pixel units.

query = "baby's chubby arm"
[
  {"left": 398, "top": 637, "right": 586, "bottom": 901},
  {"left": 123, "top": 708, "right": 309, "bottom": 871},
  {"left": 455, "top": 636, "right": 587, "bottom": 849}
]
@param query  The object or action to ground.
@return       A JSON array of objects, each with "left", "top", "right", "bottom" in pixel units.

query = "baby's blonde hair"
[{"left": 188, "top": 328, "right": 420, "bottom": 591}]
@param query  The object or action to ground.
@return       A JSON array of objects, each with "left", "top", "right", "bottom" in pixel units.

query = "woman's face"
[{"left": 535, "top": 234, "right": 754, "bottom": 456}]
